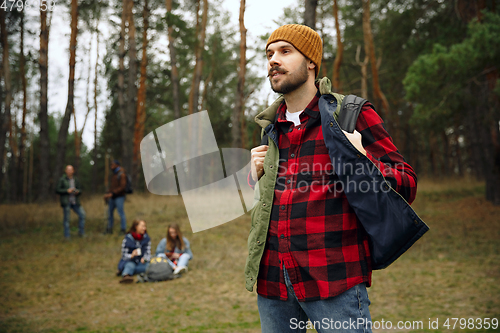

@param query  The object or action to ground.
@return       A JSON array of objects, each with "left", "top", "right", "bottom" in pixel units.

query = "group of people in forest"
[
  {"left": 117, "top": 220, "right": 192, "bottom": 284},
  {"left": 56, "top": 160, "right": 192, "bottom": 284},
  {"left": 56, "top": 160, "right": 131, "bottom": 238}
]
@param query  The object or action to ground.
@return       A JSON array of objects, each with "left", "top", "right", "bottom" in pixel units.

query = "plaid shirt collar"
[{"left": 275, "top": 87, "right": 321, "bottom": 124}]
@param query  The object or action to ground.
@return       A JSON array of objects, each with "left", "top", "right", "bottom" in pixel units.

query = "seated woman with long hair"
[
  {"left": 117, "top": 219, "right": 151, "bottom": 283},
  {"left": 156, "top": 223, "right": 193, "bottom": 275}
]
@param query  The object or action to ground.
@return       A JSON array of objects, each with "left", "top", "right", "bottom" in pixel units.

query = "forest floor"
[{"left": 0, "top": 178, "right": 499, "bottom": 333}]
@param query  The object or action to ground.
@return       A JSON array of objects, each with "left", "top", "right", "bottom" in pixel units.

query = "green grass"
[{"left": 0, "top": 178, "right": 499, "bottom": 332}]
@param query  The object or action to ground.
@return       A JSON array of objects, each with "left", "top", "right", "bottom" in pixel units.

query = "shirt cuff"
[{"left": 247, "top": 171, "right": 256, "bottom": 190}]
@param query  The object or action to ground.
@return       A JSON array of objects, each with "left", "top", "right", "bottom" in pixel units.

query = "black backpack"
[
  {"left": 145, "top": 256, "right": 175, "bottom": 282},
  {"left": 118, "top": 171, "right": 133, "bottom": 194}
]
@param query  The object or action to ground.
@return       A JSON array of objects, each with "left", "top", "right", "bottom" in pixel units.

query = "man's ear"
[{"left": 308, "top": 61, "right": 316, "bottom": 71}]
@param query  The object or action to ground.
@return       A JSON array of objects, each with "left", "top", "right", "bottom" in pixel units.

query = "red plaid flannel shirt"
[{"left": 256, "top": 90, "right": 417, "bottom": 301}]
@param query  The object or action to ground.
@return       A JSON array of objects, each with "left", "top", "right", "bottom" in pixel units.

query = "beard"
[{"left": 269, "top": 59, "right": 309, "bottom": 94}]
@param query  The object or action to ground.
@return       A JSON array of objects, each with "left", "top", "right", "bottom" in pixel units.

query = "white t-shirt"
[{"left": 285, "top": 110, "right": 303, "bottom": 126}]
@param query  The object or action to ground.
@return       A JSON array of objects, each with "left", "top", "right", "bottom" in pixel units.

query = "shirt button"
[
  {"left": 330, "top": 122, "right": 333, "bottom": 127},
  {"left": 288, "top": 128, "right": 293, "bottom": 132},
  {"left": 290, "top": 153, "right": 295, "bottom": 158},
  {"left": 287, "top": 179, "right": 291, "bottom": 184},
  {"left": 281, "top": 205, "right": 285, "bottom": 210},
  {"left": 280, "top": 234, "right": 284, "bottom": 239},
  {"left": 278, "top": 259, "right": 281, "bottom": 264}
]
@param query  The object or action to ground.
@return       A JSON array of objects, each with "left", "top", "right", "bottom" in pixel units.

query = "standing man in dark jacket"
[
  {"left": 104, "top": 160, "right": 127, "bottom": 234},
  {"left": 247, "top": 25, "right": 418, "bottom": 333},
  {"left": 56, "top": 165, "right": 86, "bottom": 238}
]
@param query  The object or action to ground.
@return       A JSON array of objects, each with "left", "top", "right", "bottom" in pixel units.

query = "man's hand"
[
  {"left": 104, "top": 193, "right": 113, "bottom": 199},
  {"left": 342, "top": 130, "right": 366, "bottom": 156},
  {"left": 131, "top": 249, "right": 138, "bottom": 258},
  {"left": 251, "top": 145, "right": 269, "bottom": 182}
]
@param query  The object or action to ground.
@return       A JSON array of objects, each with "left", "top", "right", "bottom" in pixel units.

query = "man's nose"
[{"left": 268, "top": 53, "right": 281, "bottom": 67}]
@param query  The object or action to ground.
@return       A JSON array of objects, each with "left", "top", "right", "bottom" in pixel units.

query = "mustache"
[{"left": 267, "top": 66, "right": 288, "bottom": 77}]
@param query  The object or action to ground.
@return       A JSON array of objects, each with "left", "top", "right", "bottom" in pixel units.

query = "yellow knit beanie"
[{"left": 266, "top": 24, "right": 323, "bottom": 77}]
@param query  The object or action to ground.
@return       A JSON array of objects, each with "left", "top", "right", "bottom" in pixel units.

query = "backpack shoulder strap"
[
  {"left": 337, "top": 94, "right": 368, "bottom": 133},
  {"left": 259, "top": 112, "right": 279, "bottom": 146}
]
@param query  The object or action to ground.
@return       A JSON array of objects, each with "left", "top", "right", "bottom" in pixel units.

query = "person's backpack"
[
  {"left": 145, "top": 256, "right": 174, "bottom": 282},
  {"left": 118, "top": 171, "right": 133, "bottom": 194},
  {"left": 258, "top": 92, "right": 428, "bottom": 270}
]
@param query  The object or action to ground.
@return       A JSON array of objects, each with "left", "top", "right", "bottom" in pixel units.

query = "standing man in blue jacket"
[
  {"left": 247, "top": 24, "right": 418, "bottom": 333},
  {"left": 56, "top": 165, "right": 86, "bottom": 239}
]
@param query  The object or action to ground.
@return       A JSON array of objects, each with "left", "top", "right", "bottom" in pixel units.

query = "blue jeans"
[
  {"left": 122, "top": 261, "right": 148, "bottom": 277},
  {"left": 63, "top": 204, "right": 86, "bottom": 238},
  {"left": 108, "top": 196, "right": 126, "bottom": 231},
  {"left": 176, "top": 253, "right": 191, "bottom": 267},
  {"left": 258, "top": 267, "right": 372, "bottom": 333}
]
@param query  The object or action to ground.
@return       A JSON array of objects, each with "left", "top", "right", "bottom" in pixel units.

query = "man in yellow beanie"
[{"left": 245, "top": 24, "right": 418, "bottom": 333}]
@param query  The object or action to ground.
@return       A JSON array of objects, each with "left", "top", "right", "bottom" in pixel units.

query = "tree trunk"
[
  {"left": 440, "top": 130, "right": 450, "bottom": 177},
  {"left": 9, "top": 111, "right": 19, "bottom": 201},
  {"left": 464, "top": 85, "right": 484, "bottom": 180},
  {"left": 19, "top": 12, "right": 28, "bottom": 202},
  {"left": 317, "top": 7, "right": 327, "bottom": 78},
  {"left": 92, "top": 22, "right": 100, "bottom": 193},
  {"left": 332, "top": 0, "right": 343, "bottom": 92},
  {"left": 355, "top": 45, "right": 369, "bottom": 99},
  {"left": 76, "top": 34, "right": 93, "bottom": 176},
  {"left": 304, "top": 0, "right": 317, "bottom": 29},
  {"left": 166, "top": 0, "right": 181, "bottom": 119},
  {"left": 38, "top": 10, "right": 51, "bottom": 200},
  {"left": 118, "top": 0, "right": 127, "bottom": 165},
  {"left": 54, "top": 0, "right": 78, "bottom": 185},
  {"left": 453, "top": 130, "right": 463, "bottom": 177},
  {"left": 201, "top": 37, "right": 215, "bottom": 112},
  {"left": 428, "top": 134, "right": 438, "bottom": 177},
  {"left": 29, "top": 134, "right": 34, "bottom": 202},
  {"left": 188, "top": 0, "right": 208, "bottom": 114},
  {"left": 73, "top": 112, "right": 80, "bottom": 173},
  {"left": 75, "top": 89, "right": 91, "bottom": 176},
  {"left": 188, "top": 0, "right": 200, "bottom": 115},
  {"left": 361, "top": 0, "right": 389, "bottom": 118},
  {"left": 232, "top": 0, "right": 246, "bottom": 148},
  {"left": 121, "top": 0, "right": 137, "bottom": 174},
  {"left": 104, "top": 153, "right": 109, "bottom": 190},
  {"left": 133, "top": 0, "right": 149, "bottom": 188},
  {"left": 0, "top": 8, "right": 12, "bottom": 198},
  {"left": 490, "top": 122, "right": 500, "bottom": 205}
]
